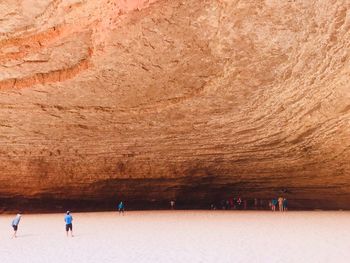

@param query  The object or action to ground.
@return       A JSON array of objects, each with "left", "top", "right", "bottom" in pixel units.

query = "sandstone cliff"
[{"left": 0, "top": 0, "right": 349, "bottom": 211}]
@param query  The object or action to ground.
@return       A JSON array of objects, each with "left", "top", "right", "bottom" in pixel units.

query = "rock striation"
[{"left": 0, "top": 0, "right": 349, "bottom": 211}]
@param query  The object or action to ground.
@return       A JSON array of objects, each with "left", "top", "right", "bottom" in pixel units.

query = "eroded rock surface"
[{"left": 0, "top": 0, "right": 349, "bottom": 211}]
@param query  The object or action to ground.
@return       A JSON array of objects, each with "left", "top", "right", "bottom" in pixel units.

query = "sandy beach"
[{"left": 0, "top": 211, "right": 349, "bottom": 263}]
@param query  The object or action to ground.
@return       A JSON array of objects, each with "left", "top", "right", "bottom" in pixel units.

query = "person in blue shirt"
[
  {"left": 118, "top": 201, "right": 125, "bottom": 215},
  {"left": 11, "top": 213, "right": 21, "bottom": 238},
  {"left": 64, "top": 211, "right": 74, "bottom": 237}
]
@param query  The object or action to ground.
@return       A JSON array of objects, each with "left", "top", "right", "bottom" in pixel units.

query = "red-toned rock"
[{"left": 0, "top": 0, "right": 349, "bottom": 211}]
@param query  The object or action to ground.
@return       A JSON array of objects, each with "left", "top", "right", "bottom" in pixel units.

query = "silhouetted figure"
[
  {"left": 254, "top": 198, "right": 258, "bottom": 209},
  {"left": 260, "top": 199, "right": 264, "bottom": 210},
  {"left": 220, "top": 200, "right": 226, "bottom": 210},
  {"left": 233, "top": 197, "right": 237, "bottom": 209},
  {"left": 228, "top": 197, "right": 234, "bottom": 209},
  {"left": 225, "top": 200, "right": 230, "bottom": 210},
  {"left": 283, "top": 198, "right": 288, "bottom": 211}
]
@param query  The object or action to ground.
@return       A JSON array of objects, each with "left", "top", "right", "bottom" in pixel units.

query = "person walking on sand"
[
  {"left": 64, "top": 211, "right": 74, "bottom": 237},
  {"left": 278, "top": 197, "right": 284, "bottom": 212},
  {"left": 118, "top": 201, "right": 125, "bottom": 215},
  {"left": 11, "top": 213, "right": 21, "bottom": 238}
]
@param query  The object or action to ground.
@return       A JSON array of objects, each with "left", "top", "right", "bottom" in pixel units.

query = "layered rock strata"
[{"left": 0, "top": 0, "right": 349, "bottom": 211}]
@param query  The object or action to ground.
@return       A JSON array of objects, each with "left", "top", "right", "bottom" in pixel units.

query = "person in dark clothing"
[{"left": 283, "top": 198, "right": 288, "bottom": 211}]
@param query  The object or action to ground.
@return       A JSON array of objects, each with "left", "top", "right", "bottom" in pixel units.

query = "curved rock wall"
[{"left": 0, "top": 0, "right": 349, "bottom": 211}]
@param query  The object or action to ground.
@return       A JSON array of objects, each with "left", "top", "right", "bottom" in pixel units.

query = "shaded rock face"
[{"left": 0, "top": 0, "right": 349, "bottom": 211}]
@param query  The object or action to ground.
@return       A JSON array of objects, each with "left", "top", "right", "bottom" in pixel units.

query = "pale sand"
[{"left": 0, "top": 211, "right": 349, "bottom": 263}]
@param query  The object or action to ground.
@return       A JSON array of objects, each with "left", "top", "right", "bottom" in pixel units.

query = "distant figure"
[
  {"left": 254, "top": 198, "right": 258, "bottom": 209},
  {"left": 210, "top": 204, "right": 216, "bottom": 210},
  {"left": 283, "top": 198, "right": 288, "bottom": 211},
  {"left": 64, "top": 211, "right": 74, "bottom": 237},
  {"left": 271, "top": 198, "right": 278, "bottom": 211},
  {"left": 220, "top": 200, "right": 226, "bottom": 210},
  {"left": 11, "top": 213, "right": 21, "bottom": 238},
  {"left": 118, "top": 201, "right": 125, "bottom": 215},
  {"left": 237, "top": 196, "right": 242, "bottom": 209},
  {"left": 278, "top": 197, "right": 284, "bottom": 212},
  {"left": 225, "top": 200, "right": 230, "bottom": 210},
  {"left": 228, "top": 197, "right": 234, "bottom": 209},
  {"left": 170, "top": 200, "right": 175, "bottom": 210},
  {"left": 260, "top": 199, "right": 264, "bottom": 210}
]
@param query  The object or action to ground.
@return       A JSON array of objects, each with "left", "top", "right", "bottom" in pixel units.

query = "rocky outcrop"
[{"left": 0, "top": 0, "right": 349, "bottom": 211}]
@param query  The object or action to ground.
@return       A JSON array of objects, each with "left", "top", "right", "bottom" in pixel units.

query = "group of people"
[
  {"left": 10, "top": 201, "right": 126, "bottom": 238},
  {"left": 8, "top": 197, "right": 289, "bottom": 237},
  {"left": 211, "top": 196, "right": 251, "bottom": 210},
  {"left": 270, "top": 197, "right": 288, "bottom": 211},
  {"left": 209, "top": 196, "right": 289, "bottom": 211},
  {"left": 10, "top": 211, "right": 74, "bottom": 238}
]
